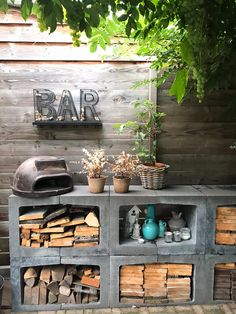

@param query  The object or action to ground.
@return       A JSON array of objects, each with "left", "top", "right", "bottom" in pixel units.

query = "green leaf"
[
  {"left": 181, "top": 37, "right": 192, "bottom": 65},
  {"left": 125, "top": 19, "right": 132, "bottom": 37},
  {"left": 21, "top": 0, "right": 33, "bottom": 21},
  {"left": 0, "top": 0, "right": 8, "bottom": 13},
  {"left": 85, "top": 25, "right": 92, "bottom": 38},
  {"left": 169, "top": 68, "right": 189, "bottom": 103},
  {"left": 90, "top": 41, "right": 98, "bottom": 53}
]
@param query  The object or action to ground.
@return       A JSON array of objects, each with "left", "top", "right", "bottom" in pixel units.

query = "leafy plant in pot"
[
  {"left": 81, "top": 148, "right": 108, "bottom": 193},
  {"left": 110, "top": 151, "right": 140, "bottom": 193},
  {"left": 114, "top": 99, "right": 169, "bottom": 190}
]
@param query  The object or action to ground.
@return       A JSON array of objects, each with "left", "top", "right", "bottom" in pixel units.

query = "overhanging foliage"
[{"left": 1, "top": 0, "right": 236, "bottom": 103}]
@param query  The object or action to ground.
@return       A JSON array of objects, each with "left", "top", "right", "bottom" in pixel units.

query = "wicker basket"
[{"left": 138, "top": 164, "right": 169, "bottom": 190}]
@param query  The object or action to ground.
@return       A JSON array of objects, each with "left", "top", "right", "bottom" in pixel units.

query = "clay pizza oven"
[{"left": 11, "top": 156, "right": 73, "bottom": 197}]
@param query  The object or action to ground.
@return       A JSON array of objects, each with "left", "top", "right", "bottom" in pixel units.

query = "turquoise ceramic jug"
[
  {"left": 158, "top": 220, "right": 167, "bottom": 237},
  {"left": 142, "top": 218, "right": 159, "bottom": 240}
]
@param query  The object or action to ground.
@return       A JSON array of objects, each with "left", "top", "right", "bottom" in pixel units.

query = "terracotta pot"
[
  {"left": 113, "top": 177, "right": 131, "bottom": 193},
  {"left": 87, "top": 176, "right": 107, "bottom": 193}
]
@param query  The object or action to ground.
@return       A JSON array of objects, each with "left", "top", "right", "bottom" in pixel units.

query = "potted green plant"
[
  {"left": 81, "top": 148, "right": 108, "bottom": 193},
  {"left": 110, "top": 151, "right": 140, "bottom": 193},
  {"left": 114, "top": 99, "right": 169, "bottom": 190}
]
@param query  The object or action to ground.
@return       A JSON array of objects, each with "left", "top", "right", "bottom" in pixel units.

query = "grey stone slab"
[
  {"left": 110, "top": 185, "right": 204, "bottom": 198},
  {"left": 59, "top": 185, "right": 109, "bottom": 201},
  {"left": 193, "top": 185, "right": 236, "bottom": 197}
]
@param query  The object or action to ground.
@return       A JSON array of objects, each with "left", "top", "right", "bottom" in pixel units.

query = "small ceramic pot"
[
  {"left": 87, "top": 176, "right": 106, "bottom": 193},
  {"left": 113, "top": 177, "right": 131, "bottom": 193}
]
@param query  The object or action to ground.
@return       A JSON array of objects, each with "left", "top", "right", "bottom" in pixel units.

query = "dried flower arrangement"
[
  {"left": 111, "top": 151, "right": 140, "bottom": 179},
  {"left": 81, "top": 148, "right": 108, "bottom": 178}
]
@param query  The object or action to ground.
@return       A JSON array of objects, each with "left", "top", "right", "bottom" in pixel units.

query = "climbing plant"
[{"left": 1, "top": 0, "right": 236, "bottom": 103}]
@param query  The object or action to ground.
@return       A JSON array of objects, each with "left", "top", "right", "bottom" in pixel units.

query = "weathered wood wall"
[{"left": 0, "top": 9, "right": 236, "bottom": 275}]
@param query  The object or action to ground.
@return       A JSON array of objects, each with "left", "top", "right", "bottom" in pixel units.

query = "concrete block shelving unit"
[
  {"left": 8, "top": 185, "right": 236, "bottom": 311},
  {"left": 109, "top": 185, "right": 207, "bottom": 256}
]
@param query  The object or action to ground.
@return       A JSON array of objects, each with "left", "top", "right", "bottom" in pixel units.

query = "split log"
[
  {"left": 31, "top": 226, "right": 65, "bottom": 233},
  {"left": 85, "top": 211, "right": 100, "bottom": 227},
  {"left": 68, "top": 292, "right": 76, "bottom": 304},
  {"left": 21, "top": 238, "right": 31, "bottom": 247},
  {"left": 48, "top": 236, "right": 74, "bottom": 247},
  {"left": 31, "top": 284, "right": 40, "bottom": 305},
  {"left": 40, "top": 266, "right": 51, "bottom": 284},
  {"left": 64, "top": 274, "right": 73, "bottom": 286},
  {"left": 24, "top": 285, "right": 32, "bottom": 304},
  {"left": 39, "top": 281, "right": 47, "bottom": 304},
  {"left": 74, "top": 242, "right": 98, "bottom": 247},
  {"left": 74, "top": 225, "right": 99, "bottom": 237},
  {"left": 50, "top": 228, "right": 74, "bottom": 240},
  {"left": 59, "top": 280, "right": 71, "bottom": 296},
  {"left": 51, "top": 265, "right": 65, "bottom": 281},
  {"left": 47, "top": 281, "right": 59, "bottom": 295},
  {"left": 44, "top": 206, "right": 68, "bottom": 223},
  {"left": 47, "top": 216, "right": 70, "bottom": 228},
  {"left": 48, "top": 291, "right": 57, "bottom": 304},
  {"left": 80, "top": 275, "right": 100, "bottom": 288},
  {"left": 61, "top": 215, "right": 85, "bottom": 227},
  {"left": 19, "top": 207, "right": 49, "bottom": 221},
  {"left": 58, "top": 293, "right": 69, "bottom": 303},
  {"left": 24, "top": 267, "right": 37, "bottom": 280}
]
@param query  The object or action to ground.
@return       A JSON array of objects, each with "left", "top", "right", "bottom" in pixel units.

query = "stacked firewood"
[
  {"left": 215, "top": 206, "right": 236, "bottom": 245},
  {"left": 23, "top": 264, "right": 100, "bottom": 305},
  {"left": 120, "top": 263, "right": 192, "bottom": 304},
  {"left": 214, "top": 263, "right": 236, "bottom": 301},
  {"left": 120, "top": 265, "right": 144, "bottom": 304},
  {"left": 19, "top": 205, "right": 99, "bottom": 248}
]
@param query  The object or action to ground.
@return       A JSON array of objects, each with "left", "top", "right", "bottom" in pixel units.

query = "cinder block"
[
  {"left": 59, "top": 186, "right": 110, "bottom": 256},
  {"left": 109, "top": 185, "right": 206, "bottom": 256},
  {"left": 199, "top": 185, "right": 236, "bottom": 255},
  {"left": 11, "top": 256, "right": 61, "bottom": 312},
  {"left": 110, "top": 255, "right": 206, "bottom": 308},
  {"left": 61, "top": 256, "right": 110, "bottom": 309},
  {"left": 204, "top": 254, "right": 236, "bottom": 304},
  {"left": 8, "top": 195, "right": 60, "bottom": 259}
]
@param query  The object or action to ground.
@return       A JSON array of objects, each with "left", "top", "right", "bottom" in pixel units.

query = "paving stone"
[
  {"left": 174, "top": 305, "right": 194, "bottom": 312},
  {"left": 220, "top": 304, "right": 233, "bottom": 314},
  {"left": 204, "top": 310, "right": 225, "bottom": 314},
  {"left": 165, "top": 306, "right": 177, "bottom": 313},
  {"left": 93, "top": 309, "right": 112, "bottom": 314},
  {"left": 38, "top": 312, "right": 57, "bottom": 314},
  {"left": 111, "top": 308, "right": 122, "bottom": 314},
  {"left": 56, "top": 311, "right": 66, "bottom": 314},
  {"left": 192, "top": 305, "right": 204, "bottom": 314},
  {"left": 84, "top": 310, "right": 94, "bottom": 314},
  {"left": 66, "top": 310, "right": 84, "bottom": 314},
  {"left": 148, "top": 307, "right": 169, "bottom": 313}
]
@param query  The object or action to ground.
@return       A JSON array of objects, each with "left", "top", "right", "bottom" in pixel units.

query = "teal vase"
[
  {"left": 158, "top": 220, "right": 167, "bottom": 237},
  {"left": 142, "top": 218, "right": 159, "bottom": 240}
]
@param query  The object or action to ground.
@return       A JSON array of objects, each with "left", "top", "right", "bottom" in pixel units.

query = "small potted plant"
[
  {"left": 111, "top": 151, "right": 140, "bottom": 193},
  {"left": 114, "top": 99, "right": 169, "bottom": 190},
  {"left": 81, "top": 148, "right": 108, "bottom": 193}
]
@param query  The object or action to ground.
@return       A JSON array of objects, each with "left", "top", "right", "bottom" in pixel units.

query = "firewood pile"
[
  {"left": 214, "top": 263, "right": 236, "bottom": 301},
  {"left": 19, "top": 205, "right": 99, "bottom": 248},
  {"left": 23, "top": 264, "right": 100, "bottom": 305},
  {"left": 120, "top": 263, "right": 192, "bottom": 304},
  {"left": 215, "top": 206, "right": 236, "bottom": 245}
]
